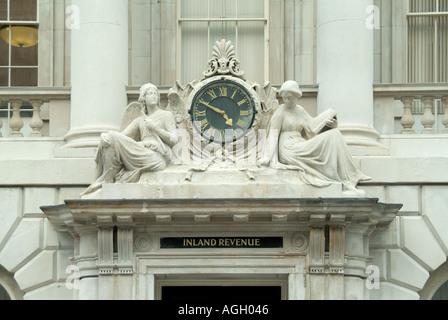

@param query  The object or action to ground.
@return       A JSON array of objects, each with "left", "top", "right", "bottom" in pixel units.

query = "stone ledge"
[
  {"left": 359, "top": 157, "right": 448, "bottom": 184},
  {"left": 98, "top": 165, "right": 344, "bottom": 200},
  {"left": 42, "top": 197, "right": 401, "bottom": 229}
]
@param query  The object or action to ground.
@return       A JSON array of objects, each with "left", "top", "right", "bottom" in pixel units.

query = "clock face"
[{"left": 190, "top": 79, "right": 256, "bottom": 144}]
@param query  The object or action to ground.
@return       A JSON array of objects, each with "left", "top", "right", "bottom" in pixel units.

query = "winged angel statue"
[{"left": 81, "top": 83, "right": 179, "bottom": 197}]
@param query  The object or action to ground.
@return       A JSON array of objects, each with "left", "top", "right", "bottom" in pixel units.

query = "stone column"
[
  {"left": 76, "top": 230, "right": 99, "bottom": 300},
  {"left": 316, "top": 0, "right": 388, "bottom": 155},
  {"left": 344, "top": 225, "right": 371, "bottom": 300},
  {"left": 64, "top": 0, "right": 128, "bottom": 148}
]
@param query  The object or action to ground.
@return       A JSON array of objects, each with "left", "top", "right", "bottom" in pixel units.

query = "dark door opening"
[{"left": 162, "top": 286, "right": 282, "bottom": 301}]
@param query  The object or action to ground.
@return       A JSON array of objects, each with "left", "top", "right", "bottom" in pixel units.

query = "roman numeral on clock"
[
  {"left": 207, "top": 90, "right": 217, "bottom": 99},
  {"left": 201, "top": 118, "right": 209, "bottom": 131},
  {"left": 238, "top": 98, "right": 248, "bottom": 107},
  {"left": 219, "top": 87, "right": 227, "bottom": 97},
  {"left": 195, "top": 109, "right": 206, "bottom": 118},
  {"left": 236, "top": 119, "right": 246, "bottom": 128}
]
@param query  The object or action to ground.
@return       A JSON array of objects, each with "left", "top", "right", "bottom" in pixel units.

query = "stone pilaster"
[{"left": 308, "top": 215, "right": 326, "bottom": 300}]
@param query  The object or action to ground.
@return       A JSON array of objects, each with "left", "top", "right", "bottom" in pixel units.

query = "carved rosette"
[
  {"left": 203, "top": 40, "right": 246, "bottom": 80},
  {"left": 289, "top": 232, "right": 309, "bottom": 252},
  {"left": 134, "top": 232, "right": 155, "bottom": 252}
]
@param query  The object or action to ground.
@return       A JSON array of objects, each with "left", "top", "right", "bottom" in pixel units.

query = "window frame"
[
  {"left": 176, "top": 0, "right": 269, "bottom": 84},
  {"left": 407, "top": 0, "right": 448, "bottom": 83},
  {"left": 0, "top": 0, "right": 39, "bottom": 87}
]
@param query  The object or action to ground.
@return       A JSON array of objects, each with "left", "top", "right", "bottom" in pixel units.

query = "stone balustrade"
[
  {"left": 374, "top": 84, "right": 448, "bottom": 135},
  {"left": 1, "top": 99, "right": 44, "bottom": 138},
  {"left": 1, "top": 84, "right": 447, "bottom": 139},
  {"left": 400, "top": 95, "right": 447, "bottom": 134},
  {"left": 0, "top": 87, "right": 71, "bottom": 138}
]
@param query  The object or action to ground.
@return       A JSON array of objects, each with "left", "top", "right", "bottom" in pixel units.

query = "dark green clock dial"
[{"left": 191, "top": 79, "right": 256, "bottom": 144}]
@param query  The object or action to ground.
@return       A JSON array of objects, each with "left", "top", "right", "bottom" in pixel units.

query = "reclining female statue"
[
  {"left": 81, "top": 83, "right": 178, "bottom": 197},
  {"left": 258, "top": 80, "right": 371, "bottom": 195}
]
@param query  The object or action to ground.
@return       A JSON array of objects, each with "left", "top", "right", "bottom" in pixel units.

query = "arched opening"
[
  {"left": 420, "top": 259, "right": 448, "bottom": 300},
  {"left": 0, "top": 284, "right": 11, "bottom": 300},
  {"left": 0, "top": 265, "right": 24, "bottom": 300},
  {"left": 432, "top": 281, "right": 448, "bottom": 300}
]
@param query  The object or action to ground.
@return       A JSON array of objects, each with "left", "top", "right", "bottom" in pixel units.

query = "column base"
[
  {"left": 63, "top": 126, "right": 118, "bottom": 149},
  {"left": 339, "top": 125, "right": 390, "bottom": 156}
]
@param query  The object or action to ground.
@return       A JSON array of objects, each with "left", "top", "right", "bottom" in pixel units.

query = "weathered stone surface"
[
  {"left": 388, "top": 249, "right": 429, "bottom": 291},
  {"left": 15, "top": 250, "right": 55, "bottom": 292},
  {"left": 401, "top": 217, "right": 446, "bottom": 271},
  {"left": 0, "top": 188, "right": 22, "bottom": 251},
  {"left": 0, "top": 219, "right": 42, "bottom": 273}
]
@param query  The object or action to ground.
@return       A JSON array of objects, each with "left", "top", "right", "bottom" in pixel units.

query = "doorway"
[{"left": 162, "top": 286, "right": 282, "bottom": 301}]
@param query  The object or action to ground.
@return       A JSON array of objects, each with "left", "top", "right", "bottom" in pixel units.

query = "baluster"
[
  {"left": 29, "top": 100, "right": 44, "bottom": 137},
  {"left": 421, "top": 96, "right": 436, "bottom": 134},
  {"left": 401, "top": 96, "right": 416, "bottom": 134},
  {"left": 0, "top": 105, "right": 3, "bottom": 137},
  {"left": 443, "top": 97, "right": 448, "bottom": 134},
  {"left": 0, "top": 99, "right": 4, "bottom": 137},
  {"left": 9, "top": 100, "right": 24, "bottom": 137}
]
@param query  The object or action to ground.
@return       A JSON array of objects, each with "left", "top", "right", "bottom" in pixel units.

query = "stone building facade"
[{"left": 0, "top": 0, "right": 447, "bottom": 300}]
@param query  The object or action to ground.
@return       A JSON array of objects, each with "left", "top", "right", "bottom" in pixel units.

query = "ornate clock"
[{"left": 190, "top": 78, "right": 257, "bottom": 145}]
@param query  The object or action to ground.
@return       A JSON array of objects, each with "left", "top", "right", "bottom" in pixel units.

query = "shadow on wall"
[{"left": 0, "top": 284, "right": 10, "bottom": 300}]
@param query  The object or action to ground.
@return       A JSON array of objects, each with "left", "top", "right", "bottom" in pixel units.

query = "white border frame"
[{"left": 134, "top": 254, "right": 306, "bottom": 300}]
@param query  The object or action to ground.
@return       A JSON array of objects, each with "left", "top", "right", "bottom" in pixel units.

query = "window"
[
  {"left": 0, "top": 0, "right": 38, "bottom": 87},
  {"left": 177, "top": 0, "right": 268, "bottom": 85},
  {"left": 408, "top": 0, "right": 448, "bottom": 83}
]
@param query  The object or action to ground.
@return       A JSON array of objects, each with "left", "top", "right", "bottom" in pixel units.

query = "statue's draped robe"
[
  {"left": 266, "top": 105, "right": 371, "bottom": 189},
  {"left": 83, "top": 109, "right": 176, "bottom": 195}
]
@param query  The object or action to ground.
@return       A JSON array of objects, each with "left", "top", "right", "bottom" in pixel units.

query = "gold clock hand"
[
  {"left": 200, "top": 100, "right": 224, "bottom": 114},
  {"left": 200, "top": 101, "right": 233, "bottom": 126},
  {"left": 222, "top": 114, "right": 233, "bottom": 126}
]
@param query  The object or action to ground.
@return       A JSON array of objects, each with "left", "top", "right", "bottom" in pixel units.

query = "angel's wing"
[
  {"left": 253, "top": 82, "right": 280, "bottom": 130},
  {"left": 166, "top": 81, "right": 194, "bottom": 131},
  {"left": 119, "top": 102, "right": 145, "bottom": 132}
]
